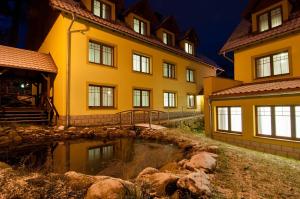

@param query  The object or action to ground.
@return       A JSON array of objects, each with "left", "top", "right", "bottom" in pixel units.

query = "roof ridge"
[{"left": 0, "top": 45, "right": 51, "bottom": 57}]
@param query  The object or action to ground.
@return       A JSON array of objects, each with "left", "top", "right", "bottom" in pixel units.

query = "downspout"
[
  {"left": 222, "top": 52, "right": 233, "bottom": 63},
  {"left": 66, "top": 13, "right": 75, "bottom": 127},
  {"left": 208, "top": 97, "right": 213, "bottom": 138}
]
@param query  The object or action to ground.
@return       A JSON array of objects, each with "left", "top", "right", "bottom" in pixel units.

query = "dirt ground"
[{"left": 166, "top": 128, "right": 300, "bottom": 199}]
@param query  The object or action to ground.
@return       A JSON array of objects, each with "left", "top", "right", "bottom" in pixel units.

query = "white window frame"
[{"left": 217, "top": 107, "right": 242, "bottom": 133}]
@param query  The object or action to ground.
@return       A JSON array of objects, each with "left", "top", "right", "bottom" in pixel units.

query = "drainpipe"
[
  {"left": 66, "top": 13, "right": 75, "bottom": 127},
  {"left": 208, "top": 98, "right": 213, "bottom": 138},
  {"left": 222, "top": 52, "right": 233, "bottom": 63}
]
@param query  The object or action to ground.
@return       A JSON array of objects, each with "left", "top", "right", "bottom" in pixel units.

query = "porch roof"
[
  {"left": 211, "top": 77, "right": 300, "bottom": 98},
  {"left": 0, "top": 45, "right": 57, "bottom": 73}
]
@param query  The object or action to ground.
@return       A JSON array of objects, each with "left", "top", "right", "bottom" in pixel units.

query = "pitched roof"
[
  {"left": 0, "top": 45, "right": 57, "bottom": 73},
  {"left": 211, "top": 78, "right": 300, "bottom": 98},
  {"left": 220, "top": 1, "right": 300, "bottom": 54},
  {"left": 49, "top": 0, "right": 222, "bottom": 70}
]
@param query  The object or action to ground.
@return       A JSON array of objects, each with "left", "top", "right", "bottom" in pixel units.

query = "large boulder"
[
  {"left": 177, "top": 171, "right": 211, "bottom": 197},
  {"left": 85, "top": 178, "right": 136, "bottom": 199},
  {"left": 0, "top": 161, "right": 11, "bottom": 170},
  {"left": 136, "top": 167, "right": 179, "bottom": 197},
  {"left": 183, "top": 152, "right": 217, "bottom": 172}
]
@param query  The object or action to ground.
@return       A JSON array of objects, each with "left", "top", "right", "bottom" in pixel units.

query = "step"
[
  {"left": 0, "top": 113, "right": 47, "bottom": 117},
  {"left": 0, "top": 119, "right": 49, "bottom": 123}
]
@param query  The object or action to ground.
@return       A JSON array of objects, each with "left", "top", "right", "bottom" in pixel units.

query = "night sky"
[{"left": 0, "top": 0, "right": 249, "bottom": 77}]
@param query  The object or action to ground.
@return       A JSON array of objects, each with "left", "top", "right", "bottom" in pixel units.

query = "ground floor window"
[
  {"left": 133, "top": 89, "right": 150, "bottom": 108},
  {"left": 187, "top": 94, "right": 195, "bottom": 108},
  {"left": 256, "top": 105, "right": 299, "bottom": 140},
  {"left": 88, "top": 85, "right": 114, "bottom": 108},
  {"left": 164, "top": 92, "right": 176, "bottom": 108},
  {"left": 217, "top": 107, "right": 242, "bottom": 133}
]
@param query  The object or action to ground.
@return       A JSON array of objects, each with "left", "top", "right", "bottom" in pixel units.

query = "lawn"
[{"left": 165, "top": 128, "right": 300, "bottom": 199}]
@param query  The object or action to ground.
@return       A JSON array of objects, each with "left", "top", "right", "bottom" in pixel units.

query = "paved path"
[{"left": 135, "top": 123, "right": 167, "bottom": 130}]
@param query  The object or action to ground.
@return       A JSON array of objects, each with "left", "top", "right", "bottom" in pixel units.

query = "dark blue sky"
[{"left": 125, "top": 0, "right": 249, "bottom": 77}]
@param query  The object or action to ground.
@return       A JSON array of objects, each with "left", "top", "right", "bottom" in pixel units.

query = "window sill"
[
  {"left": 88, "top": 107, "right": 117, "bottom": 110},
  {"left": 254, "top": 135, "right": 300, "bottom": 143},
  {"left": 88, "top": 62, "right": 117, "bottom": 69},
  {"left": 163, "top": 77, "right": 177, "bottom": 80},
  {"left": 187, "top": 81, "right": 196, "bottom": 84},
  {"left": 132, "top": 70, "right": 152, "bottom": 76},
  {"left": 254, "top": 73, "right": 291, "bottom": 82},
  {"left": 214, "top": 131, "right": 243, "bottom": 136}
]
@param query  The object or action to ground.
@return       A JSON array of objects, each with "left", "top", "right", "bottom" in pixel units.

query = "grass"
[{"left": 165, "top": 128, "right": 300, "bottom": 199}]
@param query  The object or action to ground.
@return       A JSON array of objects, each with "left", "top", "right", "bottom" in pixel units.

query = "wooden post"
[
  {"left": 119, "top": 113, "right": 122, "bottom": 128},
  {"left": 149, "top": 111, "right": 152, "bottom": 129}
]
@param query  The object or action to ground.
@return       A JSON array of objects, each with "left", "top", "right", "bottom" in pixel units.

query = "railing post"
[
  {"left": 167, "top": 107, "right": 170, "bottom": 125},
  {"left": 149, "top": 111, "right": 152, "bottom": 129},
  {"left": 131, "top": 111, "right": 134, "bottom": 126},
  {"left": 158, "top": 112, "right": 160, "bottom": 125},
  {"left": 119, "top": 113, "right": 122, "bottom": 128}
]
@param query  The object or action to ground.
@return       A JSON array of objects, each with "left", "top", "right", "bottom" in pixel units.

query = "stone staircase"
[{"left": 0, "top": 107, "right": 48, "bottom": 124}]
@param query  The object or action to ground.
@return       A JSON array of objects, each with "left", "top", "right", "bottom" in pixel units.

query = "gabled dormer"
[
  {"left": 123, "top": 0, "right": 157, "bottom": 36},
  {"left": 179, "top": 28, "right": 198, "bottom": 56},
  {"left": 82, "top": 0, "right": 116, "bottom": 21},
  {"left": 155, "top": 16, "right": 180, "bottom": 47},
  {"left": 247, "top": 0, "right": 292, "bottom": 33}
]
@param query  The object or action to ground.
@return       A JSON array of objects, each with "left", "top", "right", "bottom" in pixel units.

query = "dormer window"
[
  {"left": 163, "top": 32, "right": 173, "bottom": 46},
  {"left": 185, "top": 42, "right": 193, "bottom": 55},
  {"left": 134, "top": 18, "right": 147, "bottom": 35},
  {"left": 93, "top": 0, "right": 111, "bottom": 20},
  {"left": 258, "top": 7, "right": 282, "bottom": 32}
]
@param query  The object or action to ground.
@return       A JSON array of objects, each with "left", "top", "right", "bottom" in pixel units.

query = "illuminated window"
[
  {"left": 133, "top": 89, "right": 150, "bottom": 108},
  {"left": 163, "top": 63, "right": 176, "bottom": 79},
  {"left": 258, "top": 7, "right": 282, "bottom": 32},
  {"left": 89, "top": 41, "right": 113, "bottom": 66},
  {"left": 133, "top": 18, "right": 147, "bottom": 35},
  {"left": 186, "top": 69, "right": 195, "bottom": 82},
  {"left": 217, "top": 107, "right": 242, "bottom": 133},
  {"left": 164, "top": 92, "right": 176, "bottom": 108},
  {"left": 275, "top": 106, "right": 291, "bottom": 137},
  {"left": 256, "top": 52, "right": 289, "bottom": 78},
  {"left": 185, "top": 42, "right": 193, "bottom": 54},
  {"left": 296, "top": 106, "right": 300, "bottom": 139},
  {"left": 257, "top": 107, "right": 272, "bottom": 136},
  {"left": 187, "top": 95, "right": 195, "bottom": 108},
  {"left": 133, "top": 54, "right": 150, "bottom": 74},
  {"left": 88, "top": 85, "right": 114, "bottom": 108},
  {"left": 93, "top": 0, "right": 111, "bottom": 20},
  {"left": 163, "top": 32, "right": 173, "bottom": 45}
]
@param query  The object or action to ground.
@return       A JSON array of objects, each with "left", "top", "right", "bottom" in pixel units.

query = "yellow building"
[
  {"left": 36, "top": 0, "right": 219, "bottom": 126},
  {"left": 204, "top": 0, "right": 300, "bottom": 159}
]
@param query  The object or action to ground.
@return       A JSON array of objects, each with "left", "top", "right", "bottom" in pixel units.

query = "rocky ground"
[{"left": 0, "top": 125, "right": 218, "bottom": 199}]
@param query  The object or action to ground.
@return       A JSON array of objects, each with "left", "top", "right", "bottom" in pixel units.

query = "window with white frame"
[
  {"left": 187, "top": 95, "right": 195, "bottom": 108},
  {"left": 163, "top": 63, "right": 176, "bottom": 79},
  {"left": 133, "top": 18, "right": 147, "bottom": 35},
  {"left": 88, "top": 85, "right": 114, "bottom": 108},
  {"left": 256, "top": 106, "right": 299, "bottom": 140},
  {"left": 89, "top": 41, "right": 113, "bottom": 66},
  {"left": 164, "top": 92, "right": 176, "bottom": 108},
  {"left": 217, "top": 107, "right": 242, "bottom": 133},
  {"left": 258, "top": 7, "right": 282, "bottom": 32},
  {"left": 184, "top": 42, "right": 193, "bottom": 54},
  {"left": 256, "top": 52, "right": 289, "bottom": 78},
  {"left": 133, "top": 53, "right": 150, "bottom": 73},
  {"left": 186, "top": 69, "right": 195, "bottom": 82},
  {"left": 296, "top": 106, "right": 300, "bottom": 139},
  {"left": 133, "top": 89, "right": 150, "bottom": 108},
  {"left": 93, "top": 0, "right": 111, "bottom": 20}
]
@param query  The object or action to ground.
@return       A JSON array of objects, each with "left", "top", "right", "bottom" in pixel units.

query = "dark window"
[
  {"left": 163, "top": 63, "right": 176, "bottom": 79},
  {"left": 89, "top": 41, "right": 114, "bottom": 66},
  {"left": 93, "top": 0, "right": 111, "bottom": 20},
  {"left": 88, "top": 85, "right": 114, "bottom": 108},
  {"left": 163, "top": 32, "right": 173, "bottom": 45},
  {"left": 258, "top": 7, "right": 282, "bottom": 32}
]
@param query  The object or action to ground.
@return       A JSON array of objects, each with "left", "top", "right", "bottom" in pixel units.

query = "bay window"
[
  {"left": 89, "top": 41, "right": 113, "bottom": 66},
  {"left": 93, "top": 0, "right": 111, "bottom": 20},
  {"left": 164, "top": 92, "right": 176, "bottom": 108},
  {"left": 133, "top": 89, "right": 150, "bottom": 108},
  {"left": 217, "top": 107, "right": 242, "bottom": 133},
  {"left": 258, "top": 7, "right": 282, "bottom": 32},
  {"left": 88, "top": 85, "right": 114, "bottom": 108},
  {"left": 133, "top": 53, "right": 150, "bottom": 74}
]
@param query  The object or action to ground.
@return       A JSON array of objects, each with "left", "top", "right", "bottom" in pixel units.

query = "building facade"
[
  {"left": 204, "top": 0, "right": 300, "bottom": 159},
  {"left": 38, "top": 0, "right": 219, "bottom": 126}
]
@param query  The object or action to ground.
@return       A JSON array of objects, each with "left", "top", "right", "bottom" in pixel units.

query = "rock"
[
  {"left": 0, "top": 136, "right": 11, "bottom": 145},
  {"left": 177, "top": 171, "right": 211, "bottom": 197},
  {"left": 184, "top": 152, "right": 217, "bottom": 172},
  {"left": 65, "top": 171, "right": 99, "bottom": 187},
  {"left": 0, "top": 161, "right": 11, "bottom": 170},
  {"left": 85, "top": 178, "right": 136, "bottom": 199},
  {"left": 13, "top": 135, "right": 22, "bottom": 144},
  {"left": 68, "top": 127, "right": 76, "bottom": 131},
  {"left": 136, "top": 168, "right": 179, "bottom": 197},
  {"left": 57, "top": 125, "right": 65, "bottom": 131},
  {"left": 206, "top": 145, "right": 219, "bottom": 154}
]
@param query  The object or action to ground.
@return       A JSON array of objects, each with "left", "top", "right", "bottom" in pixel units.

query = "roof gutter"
[
  {"left": 66, "top": 13, "right": 75, "bottom": 127},
  {"left": 222, "top": 52, "right": 233, "bottom": 63}
]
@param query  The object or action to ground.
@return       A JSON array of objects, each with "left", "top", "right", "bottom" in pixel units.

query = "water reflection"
[{"left": 0, "top": 138, "right": 182, "bottom": 180}]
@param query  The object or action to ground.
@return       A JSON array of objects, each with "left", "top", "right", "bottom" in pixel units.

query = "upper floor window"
[
  {"left": 133, "top": 53, "right": 150, "bottom": 74},
  {"left": 164, "top": 92, "right": 176, "bottom": 108},
  {"left": 133, "top": 89, "right": 150, "bottom": 108},
  {"left": 88, "top": 85, "right": 114, "bottom": 108},
  {"left": 258, "top": 7, "right": 282, "bottom": 32},
  {"left": 134, "top": 18, "right": 147, "bottom": 35},
  {"left": 163, "top": 63, "right": 176, "bottom": 79},
  {"left": 186, "top": 69, "right": 195, "bottom": 82},
  {"left": 256, "top": 51, "right": 289, "bottom": 78},
  {"left": 217, "top": 107, "right": 242, "bottom": 133},
  {"left": 89, "top": 41, "right": 114, "bottom": 66},
  {"left": 185, "top": 42, "right": 193, "bottom": 54},
  {"left": 93, "top": 0, "right": 111, "bottom": 20},
  {"left": 163, "top": 32, "right": 173, "bottom": 46}
]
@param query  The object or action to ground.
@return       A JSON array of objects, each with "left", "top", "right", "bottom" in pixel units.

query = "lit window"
[
  {"left": 296, "top": 106, "right": 300, "bottom": 139},
  {"left": 133, "top": 54, "right": 150, "bottom": 74},
  {"left": 163, "top": 63, "right": 176, "bottom": 79},
  {"left": 257, "top": 107, "right": 272, "bottom": 136},
  {"left": 259, "top": 13, "right": 269, "bottom": 32},
  {"left": 258, "top": 7, "right": 282, "bottom": 32},
  {"left": 256, "top": 52, "right": 289, "bottom": 78},
  {"left": 230, "top": 107, "right": 242, "bottom": 132},
  {"left": 93, "top": 0, "right": 111, "bottom": 20},
  {"left": 133, "top": 89, "right": 150, "bottom": 108},
  {"left": 88, "top": 85, "right": 114, "bottom": 108},
  {"left": 163, "top": 32, "right": 173, "bottom": 45},
  {"left": 271, "top": 8, "right": 282, "bottom": 28},
  {"left": 164, "top": 92, "right": 176, "bottom": 108},
  {"left": 275, "top": 106, "right": 291, "bottom": 137},
  {"left": 133, "top": 18, "right": 147, "bottom": 35},
  {"left": 185, "top": 42, "right": 193, "bottom": 54},
  {"left": 89, "top": 41, "right": 113, "bottom": 66},
  {"left": 217, "top": 107, "right": 229, "bottom": 131},
  {"left": 186, "top": 69, "right": 195, "bottom": 82},
  {"left": 187, "top": 95, "right": 195, "bottom": 108},
  {"left": 217, "top": 107, "right": 242, "bottom": 133}
]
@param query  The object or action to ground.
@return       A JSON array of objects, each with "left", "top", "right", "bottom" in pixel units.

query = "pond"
[{"left": 0, "top": 138, "right": 183, "bottom": 180}]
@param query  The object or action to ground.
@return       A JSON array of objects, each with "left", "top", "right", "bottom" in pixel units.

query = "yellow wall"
[
  {"left": 40, "top": 14, "right": 216, "bottom": 117},
  {"left": 234, "top": 33, "right": 300, "bottom": 83}
]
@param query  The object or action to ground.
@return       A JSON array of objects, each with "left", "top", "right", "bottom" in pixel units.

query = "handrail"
[{"left": 46, "top": 97, "right": 59, "bottom": 125}]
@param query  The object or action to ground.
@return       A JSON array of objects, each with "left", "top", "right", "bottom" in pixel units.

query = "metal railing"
[{"left": 45, "top": 97, "right": 59, "bottom": 125}]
